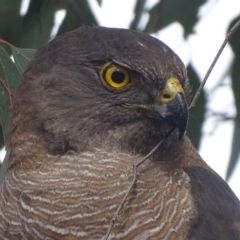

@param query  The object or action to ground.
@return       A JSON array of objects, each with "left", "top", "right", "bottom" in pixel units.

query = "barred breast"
[{"left": 0, "top": 145, "right": 195, "bottom": 239}]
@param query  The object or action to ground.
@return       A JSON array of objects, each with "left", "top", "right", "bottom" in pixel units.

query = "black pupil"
[{"left": 111, "top": 70, "right": 125, "bottom": 84}]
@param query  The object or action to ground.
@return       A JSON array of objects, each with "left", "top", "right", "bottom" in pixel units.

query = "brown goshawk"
[{"left": 0, "top": 27, "right": 240, "bottom": 239}]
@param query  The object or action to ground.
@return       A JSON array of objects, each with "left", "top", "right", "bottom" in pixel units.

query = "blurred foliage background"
[{"left": 0, "top": 0, "right": 240, "bottom": 181}]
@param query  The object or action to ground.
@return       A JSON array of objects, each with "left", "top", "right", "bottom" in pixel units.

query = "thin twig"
[
  {"left": 189, "top": 20, "right": 240, "bottom": 110},
  {"left": 104, "top": 127, "right": 175, "bottom": 240}
]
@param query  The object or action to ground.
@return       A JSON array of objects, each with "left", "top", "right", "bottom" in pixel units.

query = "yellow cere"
[{"left": 160, "top": 77, "right": 184, "bottom": 104}]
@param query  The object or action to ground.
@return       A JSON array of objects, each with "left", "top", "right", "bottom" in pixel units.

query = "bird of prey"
[{"left": 0, "top": 27, "right": 239, "bottom": 240}]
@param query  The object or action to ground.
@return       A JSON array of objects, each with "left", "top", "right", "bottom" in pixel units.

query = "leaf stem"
[
  {"left": 0, "top": 77, "right": 16, "bottom": 108},
  {"left": 0, "top": 39, "right": 14, "bottom": 49}
]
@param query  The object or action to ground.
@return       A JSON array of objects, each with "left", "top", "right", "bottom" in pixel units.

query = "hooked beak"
[
  {"left": 151, "top": 77, "right": 188, "bottom": 139},
  {"left": 122, "top": 78, "right": 188, "bottom": 139}
]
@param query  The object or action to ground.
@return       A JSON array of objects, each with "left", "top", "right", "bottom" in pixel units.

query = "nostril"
[{"left": 163, "top": 94, "right": 171, "bottom": 99}]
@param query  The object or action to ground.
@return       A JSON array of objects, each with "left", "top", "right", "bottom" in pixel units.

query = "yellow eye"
[{"left": 101, "top": 63, "right": 131, "bottom": 90}]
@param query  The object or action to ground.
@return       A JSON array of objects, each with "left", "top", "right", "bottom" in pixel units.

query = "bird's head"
[{"left": 10, "top": 27, "right": 190, "bottom": 156}]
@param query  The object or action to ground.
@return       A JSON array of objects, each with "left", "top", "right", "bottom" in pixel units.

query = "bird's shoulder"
[{"left": 185, "top": 166, "right": 240, "bottom": 239}]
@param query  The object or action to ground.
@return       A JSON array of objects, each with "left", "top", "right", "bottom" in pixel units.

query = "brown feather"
[
  {"left": 184, "top": 166, "right": 240, "bottom": 240},
  {"left": 0, "top": 27, "right": 239, "bottom": 239}
]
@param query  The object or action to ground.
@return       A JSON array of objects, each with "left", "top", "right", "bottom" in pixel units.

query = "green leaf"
[
  {"left": 20, "top": 0, "right": 55, "bottom": 48},
  {"left": 0, "top": 0, "right": 22, "bottom": 47},
  {"left": 144, "top": 0, "right": 207, "bottom": 37},
  {"left": 0, "top": 47, "right": 21, "bottom": 143},
  {"left": 96, "top": 0, "right": 102, "bottom": 6},
  {"left": 12, "top": 47, "right": 36, "bottom": 75},
  {"left": 130, "top": 0, "right": 146, "bottom": 30},
  {"left": 0, "top": 125, "right": 3, "bottom": 149},
  {"left": 227, "top": 120, "right": 240, "bottom": 180},
  {"left": 226, "top": 16, "right": 240, "bottom": 180},
  {"left": 0, "top": 150, "right": 10, "bottom": 184},
  {"left": 57, "top": 7, "right": 81, "bottom": 36},
  {"left": 187, "top": 64, "right": 206, "bottom": 149},
  {"left": 57, "top": 0, "right": 99, "bottom": 36},
  {"left": 68, "top": 0, "right": 98, "bottom": 26}
]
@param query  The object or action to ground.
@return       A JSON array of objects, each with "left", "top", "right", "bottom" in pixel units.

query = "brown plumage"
[{"left": 0, "top": 27, "right": 239, "bottom": 239}]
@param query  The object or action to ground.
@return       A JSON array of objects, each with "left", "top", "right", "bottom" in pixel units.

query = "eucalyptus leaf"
[
  {"left": 0, "top": 47, "right": 21, "bottom": 143},
  {"left": 0, "top": 150, "right": 10, "bottom": 184},
  {"left": 187, "top": 64, "right": 206, "bottom": 149},
  {"left": 20, "top": 0, "right": 55, "bottom": 48},
  {"left": 226, "top": 16, "right": 240, "bottom": 179},
  {"left": 144, "top": 0, "right": 207, "bottom": 37},
  {"left": 12, "top": 47, "right": 36, "bottom": 75},
  {"left": 0, "top": 0, "right": 22, "bottom": 47}
]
